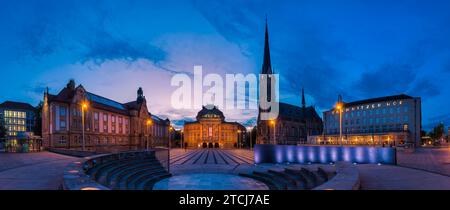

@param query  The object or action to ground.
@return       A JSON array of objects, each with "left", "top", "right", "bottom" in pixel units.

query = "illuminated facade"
[
  {"left": 183, "top": 105, "right": 245, "bottom": 149},
  {"left": 0, "top": 101, "right": 36, "bottom": 138},
  {"left": 42, "top": 80, "right": 171, "bottom": 152},
  {"left": 308, "top": 94, "right": 422, "bottom": 147},
  {"left": 257, "top": 20, "right": 323, "bottom": 145}
]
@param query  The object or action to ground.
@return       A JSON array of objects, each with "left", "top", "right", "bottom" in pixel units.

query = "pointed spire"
[
  {"left": 261, "top": 16, "right": 272, "bottom": 74},
  {"left": 302, "top": 88, "right": 306, "bottom": 108}
]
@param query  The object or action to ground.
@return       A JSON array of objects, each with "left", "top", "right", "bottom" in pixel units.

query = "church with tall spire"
[{"left": 257, "top": 18, "right": 323, "bottom": 145}]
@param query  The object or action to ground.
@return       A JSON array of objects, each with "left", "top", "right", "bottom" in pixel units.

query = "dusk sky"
[{"left": 1, "top": 0, "right": 449, "bottom": 130}]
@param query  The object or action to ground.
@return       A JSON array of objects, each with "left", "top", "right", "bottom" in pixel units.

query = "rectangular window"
[
  {"left": 60, "top": 107, "right": 66, "bottom": 116},
  {"left": 60, "top": 121, "right": 66, "bottom": 128}
]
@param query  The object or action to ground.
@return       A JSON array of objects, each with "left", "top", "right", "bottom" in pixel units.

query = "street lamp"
[
  {"left": 168, "top": 126, "right": 173, "bottom": 173},
  {"left": 146, "top": 119, "right": 153, "bottom": 150},
  {"left": 81, "top": 102, "right": 88, "bottom": 151},
  {"left": 181, "top": 130, "right": 184, "bottom": 150},
  {"left": 237, "top": 130, "right": 241, "bottom": 149},
  {"left": 335, "top": 102, "right": 344, "bottom": 146},
  {"left": 270, "top": 119, "right": 276, "bottom": 145}
]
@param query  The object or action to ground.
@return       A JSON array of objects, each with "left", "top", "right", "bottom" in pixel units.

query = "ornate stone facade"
[
  {"left": 183, "top": 105, "right": 245, "bottom": 149},
  {"left": 42, "top": 80, "right": 170, "bottom": 152}
]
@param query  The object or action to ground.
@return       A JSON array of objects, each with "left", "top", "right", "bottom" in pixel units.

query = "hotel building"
[
  {"left": 308, "top": 94, "right": 422, "bottom": 147},
  {"left": 183, "top": 105, "right": 245, "bottom": 149},
  {"left": 42, "top": 80, "right": 171, "bottom": 152}
]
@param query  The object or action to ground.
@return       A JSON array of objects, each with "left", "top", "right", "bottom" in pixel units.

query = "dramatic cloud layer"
[{"left": 1, "top": 0, "right": 449, "bottom": 130}]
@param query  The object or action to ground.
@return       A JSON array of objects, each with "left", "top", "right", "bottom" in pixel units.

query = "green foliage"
[
  {"left": 428, "top": 123, "right": 445, "bottom": 141},
  {"left": 33, "top": 101, "right": 43, "bottom": 136},
  {"left": 0, "top": 120, "right": 6, "bottom": 139}
]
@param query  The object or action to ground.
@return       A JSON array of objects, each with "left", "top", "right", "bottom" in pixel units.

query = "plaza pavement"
[
  {"left": 0, "top": 152, "right": 76, "bottom": 190},
  {"left": 0, "top": 148, "right": 449, "bottom": 190},
  {"left": 169, "top": 148, "right": 450, "bottom": 190},
  {"left": 397, "top": 147, "right": 450, "bottom": 176}
]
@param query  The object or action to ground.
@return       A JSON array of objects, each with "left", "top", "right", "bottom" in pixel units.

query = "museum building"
[{"left": 42, "top": 80, "right": 171, "bottom": 152}]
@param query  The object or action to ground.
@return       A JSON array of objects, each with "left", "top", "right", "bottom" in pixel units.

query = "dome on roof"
[{"left": 196, "top": 105, "right": 225, "bottom": 121}]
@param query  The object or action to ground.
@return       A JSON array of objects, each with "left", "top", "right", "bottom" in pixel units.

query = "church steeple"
[
  {"left": 302, "top": 88, "right": 306, "bottom": 108},
  {"left": 261, "top": 17, "right": 272, "bottom": 74}
]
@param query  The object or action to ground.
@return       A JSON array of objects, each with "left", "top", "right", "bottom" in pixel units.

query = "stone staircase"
[
  {"left": 83, "top": 151, "right": 171, "bottom": 190},
  {"left": 239, "top": 167, "right": 335, "bottom": 190}
]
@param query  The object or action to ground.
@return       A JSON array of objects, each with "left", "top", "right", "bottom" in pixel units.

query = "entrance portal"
[
  {"left": 208, "top": 143, "right": 213, "bottom": 148},
  {"left": 202, "top": 143, "right": 207, "bottom": 148},
  {"left": 214, "top": 143, "right": 219, "bottom": 148}
]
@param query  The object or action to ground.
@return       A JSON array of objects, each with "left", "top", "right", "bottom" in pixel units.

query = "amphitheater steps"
[
  {"left": 141, "top": 173, "right": 173, "bottom": 190},
  {"left": 238, "top": 173, "right": 281, "bottom": 190},
  {"left": 267, "top": 169, "right": 307, "bottom": 190},
  {"left": 82, "top": 151, "right": 171, "bottom": 190},
  {"left": 99, "top": 160, "right": 160, "bottom": 186},
  {"left": 239, "top": 167, "right": 335, "bottom": 190},
  {"left": 125, "top": 169, "right": 168, "bottom": 190}
]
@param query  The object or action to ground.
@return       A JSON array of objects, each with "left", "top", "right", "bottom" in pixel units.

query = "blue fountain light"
[{"left": 254, "top": 144, "right": 396, "bottom": 165}]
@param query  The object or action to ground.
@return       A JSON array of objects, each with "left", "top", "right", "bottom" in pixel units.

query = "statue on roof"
[{"left": 137, "top": 87, "right": 145, "bottom": 103}]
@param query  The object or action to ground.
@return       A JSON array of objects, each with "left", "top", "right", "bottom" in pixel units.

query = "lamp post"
[
  {"left": 270, "top": 119, "right": 276, "bottom": 145},
  {"left": 249, "top": 128, "right": 253, "bottom": 150},
  {"left": 181, "top": 130, "right": 184, "bottom": 150},
  {"left": 81, "top": 102, "right": 88, "bottom": 151},
  {"left": 146, "top": 119, "right": 153, "bottom": 150},
  {"left": 336, "top": 102, "right": 344, "bottom": 146},
  {"left": 237, "top": 130, "right": 241, "bottom": 149},
  {"left": 168, "top": 126, "right": 173, "bottom": 173}
]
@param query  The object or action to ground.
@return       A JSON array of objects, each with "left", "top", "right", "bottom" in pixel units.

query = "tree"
[
  {"left": 33, "top": 101, "right": 43, "bottom": 137},
  {"left": 0, "top": 121, "right": 6, "bottom": 140},
  {"left": 428, "top": 123, "right": 445, "bottom": 144}
]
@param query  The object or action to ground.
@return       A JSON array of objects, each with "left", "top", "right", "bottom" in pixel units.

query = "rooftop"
[{"left": 0, "top": 101, "right": 36, "bottom": 111}]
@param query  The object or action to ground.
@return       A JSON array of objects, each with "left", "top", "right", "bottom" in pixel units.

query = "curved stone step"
[
  {"left": 238, "top": 173, "right": 280, "bottom": 190},
  {"left": 114, "top": 166, "right": 164, "bottom": 190},
  {"left": 140, "top": 173, "right": 172, "bottom": 190},
  {"left": 267, "top": 169, "right": 307, "bottom": 190},
  {"left": 87, "top": 158, "right": 132, "bottom": 178},
  {"left": 129, "top": 170, "right": 168, "bottom": 190},
  {"left": 252, "top": 171, "right": 294, "bottom": 190},
  {"left": 105, "top": 160, "right": 160, "bottom": 186},
  {"left": 95, "top": 158, "right": 155, "bottom": 181},
  {"left": 284, "top": 168, "right": 317, "bottom": 189},
  {"left": 97, "top": 159, "right": 159, "bottom": 186}
]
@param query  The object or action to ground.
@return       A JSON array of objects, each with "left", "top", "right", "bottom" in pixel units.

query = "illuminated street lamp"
[
  {"left": 168, "top": 125, "right": 174, "bottom": 173},
  {"left": 335, "top": 96, "right": 344, "bottom": 146},
  {"left": 146, "top": 119, "right": 153, "bottom": 150},
  {"left": 237, "top": 130, "right": 241, "bottom": 149},
  {"left": 270, "top": 119, "right": 276, "bottom": 145},
  {"left": 81, "top": 101, "right": 88, "bottom": 151},
  {"left": 181, "top": 130, "right": 184, "bottom": 150}
]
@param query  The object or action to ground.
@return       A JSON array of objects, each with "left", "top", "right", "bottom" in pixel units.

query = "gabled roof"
[
  {"left": 86, "top": 92, "right": 127, "bottom": 111},
  {"left": 278, "top": 102, "right": 322, "bottom": 122},
  {"left": 0, "top": 101, "right": 36, "bottom": 111}
]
